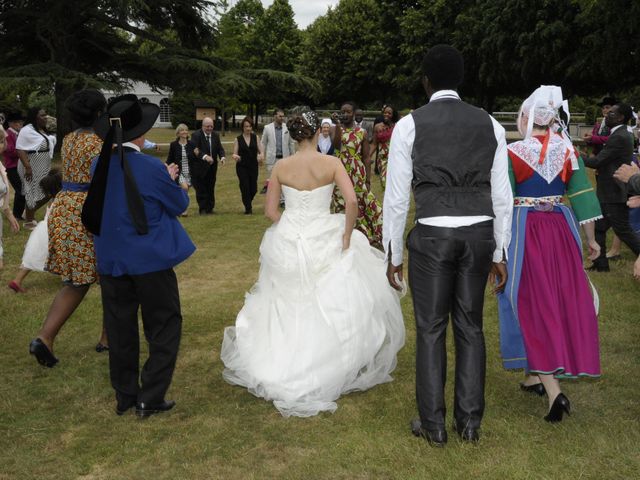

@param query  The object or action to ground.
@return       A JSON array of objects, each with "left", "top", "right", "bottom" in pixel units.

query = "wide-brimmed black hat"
[
  {"left": 83, "top": 94, "right": 158, "bottom": 237},
  {"left": 95, "top": 94, "right": 159, "bottom": 142},
  {"left": 5, "top": 111, "right": 24, "bottom": 122},
  {"left": 598, "top": 96, "right": 618, "bottom": 107}
]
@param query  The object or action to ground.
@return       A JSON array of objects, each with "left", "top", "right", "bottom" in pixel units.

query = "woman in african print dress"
[
  {"left": 332, "top": 102, "right": 383, "bottom": 248},
  {"left": 28, "top": 90, "right": 108, "bottom": 368},
  {"left": 370, "top": 105, "right": 398, "bottom": 190}
]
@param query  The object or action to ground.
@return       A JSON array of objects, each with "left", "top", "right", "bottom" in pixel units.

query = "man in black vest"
[
  {"left": 383, "top": 45, "right": 513, "bottom": 446},
  {"left": 583, "top": 103, "right": 640, "bottom": 272}
]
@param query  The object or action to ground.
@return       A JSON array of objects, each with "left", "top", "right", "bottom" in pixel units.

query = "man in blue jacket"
[{"left": 82, "top": 94, "right": 195, "bottom": 418}]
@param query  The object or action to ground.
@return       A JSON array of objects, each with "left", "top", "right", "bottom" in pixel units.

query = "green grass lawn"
[{"left": 1, "top": 147, "right": 639, "bottom": 479}]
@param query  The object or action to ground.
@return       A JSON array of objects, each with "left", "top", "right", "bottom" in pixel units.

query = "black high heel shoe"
[
  {"left": 544, "top": 393, "right": 571, "bottom": 422},
  {"left": 520, "top": 382, "right": 546, "bottom": 396}
]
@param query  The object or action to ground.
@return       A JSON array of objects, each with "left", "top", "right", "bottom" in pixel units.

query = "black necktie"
[{"left": 206, "top": 135, "right": 211, "bottom": 155}]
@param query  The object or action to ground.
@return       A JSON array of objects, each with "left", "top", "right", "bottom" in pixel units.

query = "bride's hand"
[{"left": 342, "top": 233, "right": 350, "bottom": 251}]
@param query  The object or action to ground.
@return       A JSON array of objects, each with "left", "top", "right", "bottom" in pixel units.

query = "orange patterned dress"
[
  {"left": 46, "top": 131, "right": 102, "bottom": 285},
  {"left": 333, "top": 126, "right": 383, "bottom": 248}
]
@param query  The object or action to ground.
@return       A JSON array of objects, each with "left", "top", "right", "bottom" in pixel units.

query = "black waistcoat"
[{"left": 412, "top": 98, "right": 497, "bottom": 219}]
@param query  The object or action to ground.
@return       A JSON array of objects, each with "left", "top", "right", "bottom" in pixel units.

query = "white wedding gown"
[{"left": 221, "top": 183, "right": 405, "bottom": 417}]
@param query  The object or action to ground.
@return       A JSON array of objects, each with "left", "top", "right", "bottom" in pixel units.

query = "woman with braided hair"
[{"left": 221, "top": 109, "right": 405, "bottom": 417}]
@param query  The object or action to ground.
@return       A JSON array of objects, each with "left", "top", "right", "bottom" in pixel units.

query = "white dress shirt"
[{"left": 382, "top": 90, "right": 513, "bottom": 266}]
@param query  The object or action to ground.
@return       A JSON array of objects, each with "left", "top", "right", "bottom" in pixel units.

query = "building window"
[{"left": 159, "top": 98, "right": 171, "bottom": 123}]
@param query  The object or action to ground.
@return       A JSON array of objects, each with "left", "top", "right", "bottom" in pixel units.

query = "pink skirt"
[{"left": 518, "top": 211, "right": 600, "bottom": 377}]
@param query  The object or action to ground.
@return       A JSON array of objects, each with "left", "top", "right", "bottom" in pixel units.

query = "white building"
[{"left": 101, "top": 81, "right": 172, "bottom": 128}]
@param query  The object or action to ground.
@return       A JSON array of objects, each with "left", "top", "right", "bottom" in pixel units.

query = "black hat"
[
  {"left": 598, "top": 96, "right": 617, "bottom": 107},
  {"left": 95, "top": 94, "right": 159, "bottom": 142},
  {"left": 83, "top": 94, "right": 158, "bottom": 237},
  {"left": 5, "top": 111, "right": 24, "bottom": 123}
]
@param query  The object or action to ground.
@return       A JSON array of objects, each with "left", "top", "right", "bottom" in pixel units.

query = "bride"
[{"left": 220, "top": 110, "right": 405, "bottom": 417}]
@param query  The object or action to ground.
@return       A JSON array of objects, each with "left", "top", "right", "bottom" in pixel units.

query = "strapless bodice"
[{"left": 281, "top": 183, "right": 334, "bottom": 224}]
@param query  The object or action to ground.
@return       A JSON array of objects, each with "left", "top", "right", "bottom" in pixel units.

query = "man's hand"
[
  {"left": 613, "top": 163, "right": 640, "bottom": 183},
  {"left": 488, "top": 262, "right": 508, "bottom": 294},
  {"left": 166, "top": 163, "right": 179, "bottom": 181},
  {"left": 386, "top": 262, "right": 404, "bottom": 291},
  {"left": 628, "top": 195, "right": 640, "bottom": 209},
  {"left": 583, "top": 133, "right": 593, "bottom": 143},
  {"left": 220, "top": 156, "right": 226, "bottom": 166}
]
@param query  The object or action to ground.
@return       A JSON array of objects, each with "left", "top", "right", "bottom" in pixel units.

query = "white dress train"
[{"left": 221, "top": 183, "right": 405, "bottom": 417}]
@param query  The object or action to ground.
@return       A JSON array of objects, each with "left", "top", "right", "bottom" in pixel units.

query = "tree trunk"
[{"left": 54, "top": 81, "right": 77, "bottom": 153}]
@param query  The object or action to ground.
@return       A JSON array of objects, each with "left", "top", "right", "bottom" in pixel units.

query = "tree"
[
  {"left": 0, "top": 0, "right": 220, "bottom": 144},
  {"left": 300, "top": 0, "right": 393, "bottom": 107}
]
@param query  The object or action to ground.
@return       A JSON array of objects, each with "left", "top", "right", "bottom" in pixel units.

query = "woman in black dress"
[{"left": 232, "top": 117, "right": 264, "bottom": 214}]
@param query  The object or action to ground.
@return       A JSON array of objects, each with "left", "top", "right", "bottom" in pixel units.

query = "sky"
[{"left": 260, "top": 0, "right": 340, "bottom": 29}]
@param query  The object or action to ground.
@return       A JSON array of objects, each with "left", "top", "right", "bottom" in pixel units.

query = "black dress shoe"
[
  {"left": 116, "top": 397, "right": 137, "bottom": 416},
  {"left": 410, "top": 418, "right": 447, "bottom": 447},
  {"left": 136, "top": 400, "right": 176, "bottom": 419},
  {"left": 520, "top": 382, "right": 546, "bottom": 396},
  {"left": 453, "top": 422, "right": 480, "bottom": 443},
  {"left": 586, "top": 264, "right": 610, "bottom": 272},
  {"left": 95, "top": 342, "right": 109, "bottom": 353},
  {"left": 29, "top": 338, "right": 58, "bottom": 368},
  {"left": 544, "top": 393, "right": 571, "bottom": 423}
]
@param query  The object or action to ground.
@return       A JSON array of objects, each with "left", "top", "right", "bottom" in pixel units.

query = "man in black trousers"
[
  {"left": 82, "top": 94, "right": 195, "bottom": 418},
  {"left": 383, "top": 45, "right": 513, "bottom": 446},
  {"left": 584, "top": 102, "right": 640, "bottom": 272},
  {"left": 190, "top": 116, "right": 226, "bottom": 214}
]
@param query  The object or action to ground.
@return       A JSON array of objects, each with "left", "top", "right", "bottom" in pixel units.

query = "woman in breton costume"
[{"left": 498, "top": 86, "right": 602, "bottom": 422}]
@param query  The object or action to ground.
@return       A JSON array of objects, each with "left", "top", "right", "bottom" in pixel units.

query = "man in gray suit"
[
  {"left": 260, "top": 108, "right": 295, "bottom": 194},
  {"left": 614, "top": 161, "right": 640, "bottom": 280}
]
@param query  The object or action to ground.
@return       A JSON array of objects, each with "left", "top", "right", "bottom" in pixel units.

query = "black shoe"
[
  {"left": 29, "top": 338, "right": 58, "bottom": 368},
  {"left": 279, "top": 201, "right": 285, "bottom": 208},
  {"left": 453, "top": 422, "right": 480, "bottom": 443},
  {"left": 544, "top": 393, "right": 571, "bottom": 423},
  {"left": 606, "top": 254, "right": 622, "bottom": 261},
  {"left": 244, "top": 209, "right": 252, "bottom": 215},
  {"left": 410, "top": 418, "right": 447, "bottom": 447},
  {"left": 95, "top": 342, "right": 109, "bottom": 353},
  {"left": 520, "top": 382, "right": 546, "bottom": 396},
  {"left": 136, "top": 400, "right": 176, "bottom": 419},
  {"left": 116, "top": 396, "right": 137, "bottom": 416},
  {"left": 260, "top": 186, "right": 267, "bottom": 194},
  {"left": 586, "top": 264, "right": 610, "bottom": 272},
  {"left": 199, "top": 209, "right": 206, "bottom": 216}
]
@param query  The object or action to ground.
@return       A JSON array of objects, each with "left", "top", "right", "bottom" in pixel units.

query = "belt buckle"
[{"left": 534, "top": 201, "right": 553, "bottom": 212}]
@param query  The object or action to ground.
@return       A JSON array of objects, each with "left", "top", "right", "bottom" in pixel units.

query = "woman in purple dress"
[{"left": 498, "top": 86, "right": 602, "bottom": 422}]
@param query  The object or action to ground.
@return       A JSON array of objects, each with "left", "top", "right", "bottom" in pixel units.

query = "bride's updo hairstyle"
[{"left": 287, "top": 109, "right": 320, "bottom": 142}]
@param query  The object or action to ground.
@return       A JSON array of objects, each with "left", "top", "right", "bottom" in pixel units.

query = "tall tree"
[
  {"left": 0, "top": 0, "right": 220, "bottom": 142},
  {"left": 300, "top": 0, "right": 394, "bottom": 107}
]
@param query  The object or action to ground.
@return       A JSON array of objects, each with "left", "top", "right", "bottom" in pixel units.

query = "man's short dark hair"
[
  {"left": 273, "top": 108, "right": 284, "bottom": 116},
  {"left": 615, "top": 103, "right": 633, "bottom": 124},
  {"left": 421, "top": 44, "right": 464, "bottom": 90}
]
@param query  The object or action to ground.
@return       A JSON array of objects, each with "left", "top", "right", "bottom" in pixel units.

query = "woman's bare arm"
[{"left": 265, "top": 163, "right": 283, "bottom": 222}]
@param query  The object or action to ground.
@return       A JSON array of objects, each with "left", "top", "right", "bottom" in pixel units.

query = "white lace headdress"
[{"left": 517, "top": 85, "right": 578, "bottom": 170}]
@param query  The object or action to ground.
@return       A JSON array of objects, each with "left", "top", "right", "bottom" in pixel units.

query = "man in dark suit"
[
  {"left": 383, "top": 45, "right": 513, "bottom": 446},
  {"left": 190, "top": 116, "right": 226, "bottom": 214},
  {"left": 584, "top": 102, "right": 640, "bottom": 271}
]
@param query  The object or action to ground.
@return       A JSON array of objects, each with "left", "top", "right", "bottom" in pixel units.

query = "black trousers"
[
  {"left": 236, "top": 163, "right": 258, "bottom": 212},
  {"left": 100, "top": 269, "right": 182, "bottom": 405},
  {"left": 408, "top": 221, "right": 495, "bottom": 431},
  {"left": 6, "top": 166, "right": 25, "bottom": 218},
  {"left": 593, "top": 202, "right": 640, "bottom": 268},
  {"left": 192, "top": 162, "right": 218, "bottom": 213}
]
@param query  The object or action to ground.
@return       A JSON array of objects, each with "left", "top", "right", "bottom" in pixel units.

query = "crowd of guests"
[{"left": 1, "top": 72, "right": 639, "bottom": 432}]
